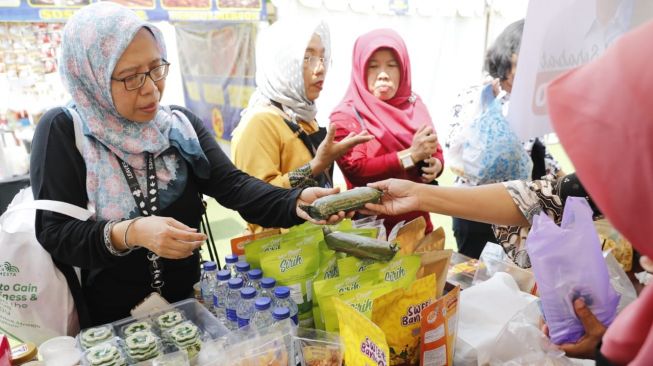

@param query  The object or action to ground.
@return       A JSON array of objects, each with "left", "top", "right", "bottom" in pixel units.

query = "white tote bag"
[{"left": 0, "top": 188, "right": 93, "bottom": 345}]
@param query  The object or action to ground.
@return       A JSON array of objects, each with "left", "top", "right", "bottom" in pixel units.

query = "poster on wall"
[
  {"left": 507, "top": 0, "right": 653, "bottom": 140},
  {"left": 175, "top": 22, "right": 257, "bottom": 141},
  {"left": 0, "top": 0, "right": 266, "bottom": 22}
]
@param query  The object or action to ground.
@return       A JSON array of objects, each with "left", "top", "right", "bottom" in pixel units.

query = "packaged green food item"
[
  {"left": 313, "top": 271, "right": 378, "bottom": 331},
  {"left": 289, "top": 218, "right": 355, "bottom": 236},
  {"left": 322, "top": 283, "right": 393, "bottom": 332},
  {"left": 244, "top": 234, "right": 284, "bottom": 269},
  {"left": 337, "top": 256, "right": 384, "bottom": 276},
  {"left": 334, "top": 297, "right": 390, "bottom": 366},
  {"left": 377, "top": 254, "right": 421, "bottom": 291},
  {"left": 372, "top": 274, "right": 437, "bottom": 366},
  {"left": 311, "top": 244, "right": 340, "bottom": 329},
  {"left": 314, "top": 248, "right": 339, "bottom": 282},
  {"left": 245, "top": 230, "right": 322, "bottom": 269},
  {"left": 260, "top": 242, "right": 319, "bottom": 328}
]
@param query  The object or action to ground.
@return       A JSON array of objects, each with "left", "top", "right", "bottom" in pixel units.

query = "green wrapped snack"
[
  {"left": 299, "top": 187, "right": 382, "bottom": 220},
  {"left": 323, "top": 227, "right": 398, "bottom": 262}
]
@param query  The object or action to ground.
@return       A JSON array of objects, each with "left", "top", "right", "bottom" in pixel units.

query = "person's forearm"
[{"left": 414, "top": 183, "right": 529, "bottom": 226}]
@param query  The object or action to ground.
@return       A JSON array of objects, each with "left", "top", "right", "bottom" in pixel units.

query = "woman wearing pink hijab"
[
  {"left": 330, "top": 29, "right": 444, "bottom": 234},
  {"left": 362, "top": 18, "right": 653, "bottom": 365}
]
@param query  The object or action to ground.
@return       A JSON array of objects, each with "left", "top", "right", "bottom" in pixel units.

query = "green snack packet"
[
  {"left": 377, "top": 254, "right": 421, "bottom": 291},
  {"left": 244, "top": 234, "right": 284, "bottom": 269},
  {"left": 313, "top": 271, "right": 378, "bottom": 330},
  {"left": 322, "top": 284, "right": 393, "bottom": 332},
  {"left": 337, "top": 256, "right": 384, "bottom": 276},
  {"left": 289, "top": 219, "right": 354, "bottom": 235},
  {"left": 260, "top": 241, "right": 319, "bottom": 328},
  {"left": 245, "top": 230, "right": 322, "bottom": 269}
]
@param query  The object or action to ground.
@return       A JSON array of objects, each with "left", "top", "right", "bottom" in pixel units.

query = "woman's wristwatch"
[{"left": 398, "top": 149, "right": 415, "bottom": 169}]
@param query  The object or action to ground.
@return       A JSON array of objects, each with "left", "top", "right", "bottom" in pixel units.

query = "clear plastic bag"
[
  {"left": 526, "top": 197, "right": 620, "bottom": 344},
  {"left": 210, "top": 319, "right": 296, "bottom": 366},
  {"left": 488, "top": 301, "right": 573, "bottom": 366},
  {"left": 473, "top": 243, "right": 537, "bottom": 294},
  {"left": 604, "top": 251, "right": 637, "bottom": 313},
  {"left": 353, "top": 215, "right": 387, "bottom": 241},
  {"left": 292, "top": 328, "right": 343, "bottom": 366}
]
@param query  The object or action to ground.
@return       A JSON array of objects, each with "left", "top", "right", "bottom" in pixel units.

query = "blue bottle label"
[
  {"left": 291, "top": 314, "right": 298, "bottom": 325},
  {"left": 226, "top": 308, "right": 237, "bottom": 321},
  {"left": 237, "top": 317, "right": 250, "bottom": 328}
]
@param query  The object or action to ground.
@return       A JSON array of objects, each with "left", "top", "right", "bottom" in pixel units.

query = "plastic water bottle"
[
  {"left": 200, "top": 261, "right": 218, "bottom": 307},
  {"left": 236, "top": 287, "right": 257, "bottom": 328},
  {"left": 273, "top": 286, "right": 299, "bottom": 326},
  {"left": 224, "top": 254, "right": 239, "bottom": 276},
  {"left": 234, "top": 262, "right": 251, "bottom": 284},
  {"left": 249, "top": 297, "right": 274, "bottom": 330},
  {"left": 259, "top": 277, "right": 276, "bottom": 300},
  {"left": 211, "top": 269, "right": 231, "bottom": 323},
  {"left": 225, "top": 278, "right": 244, "bottom": 330},
  {"left": 246, "top": 269, "right": 263, "bottom": 291},
  {"left": 272, "top": 307, "right": 291, "bottom": 323}
]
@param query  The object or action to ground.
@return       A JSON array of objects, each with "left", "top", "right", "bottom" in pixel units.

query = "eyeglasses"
[
  {"left": 111, "top": 62, "right": 170, "bottom": 91},
  {"left": 303, "top": 55, "right": 328, "bottom": 70}
]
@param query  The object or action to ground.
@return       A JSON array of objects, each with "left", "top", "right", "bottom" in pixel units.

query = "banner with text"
[
  {"left": 175, "top": 21, "right": 257, "bottom": 141},
  {"left": 507, "top": 0, "right": 653, "bottom": 140},
  {"left": 0, "top": 0, "right": 265, "bottom": 22}
]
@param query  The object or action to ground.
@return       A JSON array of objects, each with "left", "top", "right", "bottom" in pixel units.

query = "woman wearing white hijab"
[{"left": 231, "top": 19, "right": 373, "bottom": 233}]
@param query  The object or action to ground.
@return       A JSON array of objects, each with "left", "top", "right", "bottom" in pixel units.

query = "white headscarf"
[{"left": 245, "top": 19, "right": 331, "bottom": 123}]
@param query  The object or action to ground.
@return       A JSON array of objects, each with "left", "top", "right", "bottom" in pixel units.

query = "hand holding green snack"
[{"left": 300, "top": 187, "right": 383, "bottom": 220}]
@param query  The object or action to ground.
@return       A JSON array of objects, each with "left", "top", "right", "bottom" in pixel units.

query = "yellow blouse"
[{"left": 231, "top": 105, "right": 319, "bottom": 232}]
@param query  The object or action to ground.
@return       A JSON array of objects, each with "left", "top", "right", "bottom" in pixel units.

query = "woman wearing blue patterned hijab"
[{"left": 31, "top": 2, "right": 346, "bottom": 326}]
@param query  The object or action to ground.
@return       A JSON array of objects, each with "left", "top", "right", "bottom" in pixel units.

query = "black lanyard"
[{"left": 117, "top": 153, "right": 164, "bottom": 293}]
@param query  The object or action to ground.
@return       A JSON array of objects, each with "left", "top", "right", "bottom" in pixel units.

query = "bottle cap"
[
  {"left": 228, "top": 278, "right": 244, "bottom": 289},
  {"left": 225, "top": 254, "right": 238, "bottom": 264},
  {"left": 202, "top": 261, "right": 217, "bottom": 271},
  {"left": 240, "top": 287, "right": 257, "bottom": 299}
]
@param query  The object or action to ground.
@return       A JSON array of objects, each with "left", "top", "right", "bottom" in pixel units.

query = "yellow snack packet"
[
  {"left": 372, "top": 274, "right": 437, "bottom": 366},
  {"left": 334, "top": 297, "right": 390, "bottom": 366}
]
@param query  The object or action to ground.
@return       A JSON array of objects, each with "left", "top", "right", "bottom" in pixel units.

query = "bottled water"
[
  {"left": 246, "top": 269, "right": 263, "bottom": 291},
  {"left": 259, "top": 277, "right": 276, "bottom": 300},
  {"left": 236, "top": 287, "right": 257, "bottom": 328},
  {"left": 224, "top": 254, "right": 238, "bottom": 276},
  {"left": 273, "top": 286, "right": 298, "bottom": 326},
  {"left": 200, "top": 261, "right": 217, "bottom": 307},
  {"left": 249, "top": 297, "right": 274, "bottom": 330},
  {"left": 225, "top": 278, "right": 244, "bottom": 330},
  {"left": 234, "top": 262, "right": 251, "bottom": 284},
  {"left": 272, "top": 307, "right": 291, "bottom": 323},
  {"left": 211, "top": 269, "right": 231, "bottom": 323}
]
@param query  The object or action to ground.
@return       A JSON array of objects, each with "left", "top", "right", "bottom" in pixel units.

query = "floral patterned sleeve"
[{"left": 492, "top": 175, "right": 565, "bottom": 268}]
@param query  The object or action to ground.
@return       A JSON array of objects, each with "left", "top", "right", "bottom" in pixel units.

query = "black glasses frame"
[{"left": 111, "top": 61, "right": 170, "bottom": 91}]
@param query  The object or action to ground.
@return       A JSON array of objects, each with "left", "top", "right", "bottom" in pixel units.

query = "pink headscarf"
[
  {"left": 330, "top": 29, "right": 433, "bottom": 152},
  {"left": 548, "top": 19, "right": 653, "bottom": 366}
]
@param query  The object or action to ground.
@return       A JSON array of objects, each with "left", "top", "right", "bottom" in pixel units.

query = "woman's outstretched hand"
[{"left": 360, "top": 179, "right": 420, "bottom": 216}]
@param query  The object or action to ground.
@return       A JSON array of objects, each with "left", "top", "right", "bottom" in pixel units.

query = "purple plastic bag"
[{"left": 526, "top": 197, "right": 620, "bottom": 344}]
